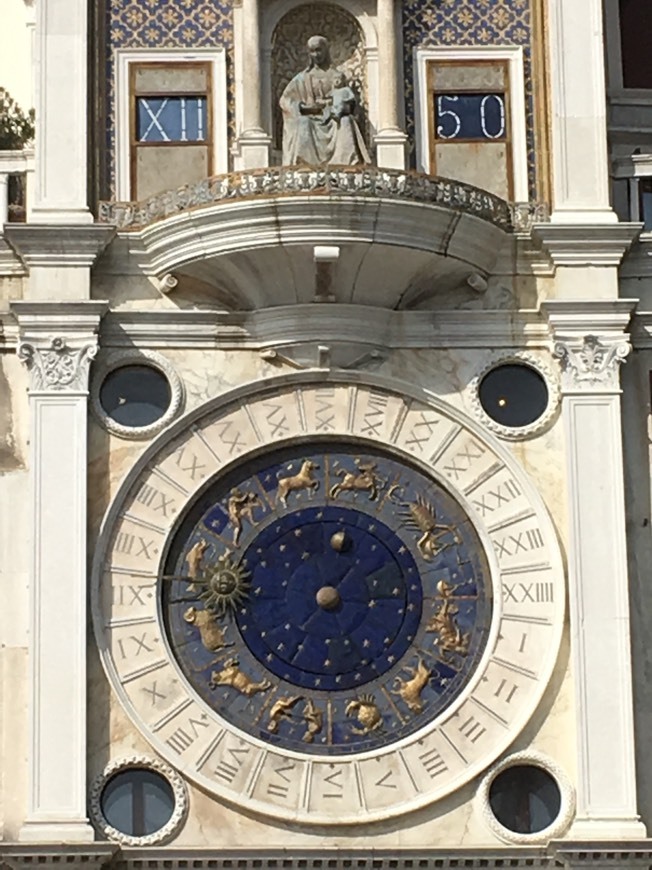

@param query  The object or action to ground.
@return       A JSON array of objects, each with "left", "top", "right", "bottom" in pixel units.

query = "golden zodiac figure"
[
  {"left": 209, "top": 658, "right": 272, "bottom": 696},
  {"left": 276, "top": 460, "right": 319, "bottom": 507},
  {"left": 301, "top": 699, "right": 324, "bottom": 743},
  {"left": 267, "top": 695, "right": 303, "bottom": 733},
  {"left": 227, "top": 487, "right": 263, "bottom": 547},
  {"left": 389, "top": 486, "right": 460, "bottom": 561},
  {"left": 392, "top": 659, "right": 432, "bottom": 714},
  {"left": 329, "top": 459, "right": 385, "bottom": 501},
  {"left": 345, "top": 694, "right": 383, "bottom": 735},
  {"left": 183, "top": 606, "right": 233, "bottom": 655},
  {"left": 185, "top": 538, "right": 209, "bottom": 591},
  {"left": 426, "top": 580, "right": 469, "bottom": 657}
]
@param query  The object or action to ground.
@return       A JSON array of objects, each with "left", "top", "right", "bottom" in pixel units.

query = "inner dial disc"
[{"left": 163, "top": 444, "right": 493, "bottom": 756}]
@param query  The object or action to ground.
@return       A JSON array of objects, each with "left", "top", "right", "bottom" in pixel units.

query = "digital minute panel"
[{"left": 435, "top": 93, "right": 507, "bottom": 141}]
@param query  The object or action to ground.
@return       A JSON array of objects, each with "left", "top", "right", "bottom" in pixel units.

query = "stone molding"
[
  {"left": 3, "top": 224, "right": 115, "bottom": 269},
  {"left": 477, "top": 751, "right": 575, "bottom": 845},
  {"left": 531, "top": 223, "right": 641, "bottom": 267},
  {"left": 90, "top": 348, "right": 185, "bottom": 439},
  {"left": 89, "top": 756, "right": 188, "bottom": 847},
  {"left": 11, "top": 301, "right": 109, "bottom": 393},
  {"left": 467, "top": 350, "right": 561, "bottom": 440}
]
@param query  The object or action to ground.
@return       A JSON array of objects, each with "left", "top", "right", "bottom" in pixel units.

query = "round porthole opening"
[
  {"left": 488, "top": 764, "right": 562, "bottom": 835},
  {"left": 478, "top": 364, "right": 549, "bottom": 429},
  {"left": 99, "top": 365, "right": 172, "bottom": 428},
  {"left": 100, "top": 767, "right": 175, "bottom": 837}
]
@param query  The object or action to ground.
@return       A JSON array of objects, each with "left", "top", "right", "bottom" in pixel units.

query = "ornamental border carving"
[
  {"left": 18, "top": 337, "right": 98, "bottom": 392},
  {"left": 553, "top": 334, "right": 631, "bottom": 392},
  {"left": 90, "top": 349, "right": 184, "bottom": 441},
  {"left": 89, "top": 755, "right": 188, "bottom": 847},
  {"left": 467, "top": 351, "right": 560, "bottom": 441},
  {"left": 477, "top": 750, "right": 575, "bottom": 845}
]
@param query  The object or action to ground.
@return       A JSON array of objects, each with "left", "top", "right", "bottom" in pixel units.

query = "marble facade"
[{"left": 2, "top": 0, "right": 652, "bottom": 867}]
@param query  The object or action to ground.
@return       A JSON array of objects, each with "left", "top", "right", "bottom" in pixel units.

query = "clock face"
[
  {"left": 163, "top": 445, "right": 492, "bottom": 756},
  {"left": 93, "top": 375, "right": 564, "bottom": 824}
]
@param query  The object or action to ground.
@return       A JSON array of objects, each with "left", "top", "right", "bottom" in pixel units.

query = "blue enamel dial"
[{"left": 162, "top": 444, "right": 492, "bottom": 755}]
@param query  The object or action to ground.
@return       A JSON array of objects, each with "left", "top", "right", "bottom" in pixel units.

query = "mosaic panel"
[
  {"left": 402, "top": 0, "right": 536, "bottom": 198},
  {"left": 102, "top": 0, "right": 538, "bottom": 200},
  {"left": 106, "top": 0, "right": 234, "bottom": 196}
]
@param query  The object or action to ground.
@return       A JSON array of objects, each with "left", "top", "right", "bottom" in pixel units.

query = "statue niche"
[{"left": 272, "top": 4, "right": 370, "bottom": 166}]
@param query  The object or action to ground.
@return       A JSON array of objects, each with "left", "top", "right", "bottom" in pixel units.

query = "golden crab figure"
[{"left": 194, "top": 550, "right": 251, "bottom": 616}]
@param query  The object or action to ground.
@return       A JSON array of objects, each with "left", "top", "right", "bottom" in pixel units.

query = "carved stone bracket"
[
  {"left": 553, "top": 334, "right": 631, "bottom": 392},
  {"left": 18, "top": 337, "right": 98, "bottom": 392}
]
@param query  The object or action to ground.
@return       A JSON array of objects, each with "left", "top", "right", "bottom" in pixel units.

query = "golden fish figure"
[
  {"left": 302, "top": 699, "right": 324, "bottom": 743},
  {"left": 267, "top": 695, "right": 303, "bottom": 733},
  {"left": 183, "top": 606, "right": 233, "bottom": 655},
  {"left": 345, "top": 694, "right": 383, "bottom": 735},
  {"left": 392, "top": 659, "right": 432, "bottom": 714},
  {"left": 426, "top": 580, "right": 469, "bottom": 656},
  {"left": 209, "top": 658, "right": 272, "bottom": 696}
]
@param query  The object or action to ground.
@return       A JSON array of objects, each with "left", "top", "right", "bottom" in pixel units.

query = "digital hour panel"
[
  {"left": 435, "top": 93, "right": 507, "bottom": 141},
  {"left": 136, "top": 96, "right": 207, "bottom": 143}
]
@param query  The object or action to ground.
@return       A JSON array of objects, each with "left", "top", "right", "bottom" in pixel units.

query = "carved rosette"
[
  {"left": 18, "top": 336, "right": 98, "bottom": 392},
  {"left": 553, "top": 334, "right": 630, "bottom": 392}
]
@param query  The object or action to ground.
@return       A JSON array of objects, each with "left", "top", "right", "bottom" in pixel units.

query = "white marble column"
[
  {"left": 374, "top": 0, "right": 407, "bottom": 169},
  {"left": 547, "top": 0, "right": 616, "bottom": 223},
  {"left": 545, "top": 300, "right": 646, "bottom": 839},
  {"left": 11, "top": 301, "right": 107, "bottom": 844},
  {"left": 237, "top": 0, "right": 271, "bottom": 169},
  {"left": 31, "top": 0, "right": 92, "bottom": 222}
]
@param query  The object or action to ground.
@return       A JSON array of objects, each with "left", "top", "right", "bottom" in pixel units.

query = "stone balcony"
[{"left": 97, "top": 166, "right": 548, "bottom": 311}]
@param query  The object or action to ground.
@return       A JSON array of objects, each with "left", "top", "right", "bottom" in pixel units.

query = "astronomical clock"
[{"left": 93, "top": 373, "right": 564, "bottom": 825}]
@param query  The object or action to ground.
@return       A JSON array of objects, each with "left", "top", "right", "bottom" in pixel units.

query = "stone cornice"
[
  {"left": 532, "top": 223, "right": 642, "bottom": 267},
  {"left": 4, "top": 223, "right": 116, "bottom": 269},
  {"left": 95, "top": 306, "right": 550, "bottom": 350}
]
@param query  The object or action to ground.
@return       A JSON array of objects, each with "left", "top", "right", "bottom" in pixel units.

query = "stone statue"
[{"left": 280, "top": 35, "right": 370, "bottom": 167}]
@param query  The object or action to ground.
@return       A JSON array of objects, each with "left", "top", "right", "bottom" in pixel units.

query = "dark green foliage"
[{"left": 0, "top": 88, "right": 34, "bottom": 150}]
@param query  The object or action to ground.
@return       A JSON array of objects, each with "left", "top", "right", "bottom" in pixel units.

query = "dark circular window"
[
  {"left": 100, "top": 768, "right": 175, "bottom": 837},
  {"left": 479, "top": 364, "right": 548, "bottom": 429},
  {"left": 99, "top": 365, "right": 171, "bottom": 428},
  {"left": 489, "top": 764, "right": 561, "bottom": 834}
]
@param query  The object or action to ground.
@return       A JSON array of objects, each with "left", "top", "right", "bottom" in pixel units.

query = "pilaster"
[
  {"left": 31, "top": 0, "right": 92, "bottom": 223},
  {"left": 10, "top": 301, "right": 108, "bottom": 844},
  {"left": 543, "top": 299, "right": 646, "bottom": 840},
  {"left": 373, "top": 0, "right": 407, "bottom": 169},
  {"left": 237, "top": 0, "right": 271, "bottom": 169},
  {"left": 547, "top": 0, "right": 616, "bottom": 223}
]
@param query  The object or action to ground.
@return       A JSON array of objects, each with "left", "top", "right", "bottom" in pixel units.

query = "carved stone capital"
[
  {"left": 18, "top": 336, "right": 99, "bottom": 392},
  {"left": 553, "top": 334, "right": 631, "bottom": 392}
]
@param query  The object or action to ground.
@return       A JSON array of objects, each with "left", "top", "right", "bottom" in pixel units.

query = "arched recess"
[
  {"left": 260, "top": 0, "right": 379, "bottom": 157},
  {"left": 271, "top": 4, "right": 368, "bottom": 151}
]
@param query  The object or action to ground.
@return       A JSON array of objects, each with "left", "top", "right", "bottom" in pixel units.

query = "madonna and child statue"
[{"left": 280, "top": 35, "right": 371, "bottom": 166}]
